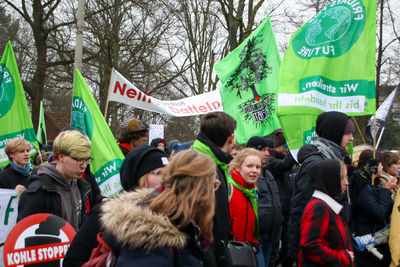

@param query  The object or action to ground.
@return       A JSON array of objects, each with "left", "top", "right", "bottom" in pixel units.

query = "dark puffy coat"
[
  {"left": 101, "top": 189, "right": 204, "bottom": 267},
  {"left": 350, "top": 170, "right": 393, "bottom": 267},
  {"left": 0, "top": 163, "right": 29, "bottom": 189},
  {"left": 267, "top": 150, "right": 296, "bottom": 213},
  {"left": 18, "top": 173, "right": 91, "bottom": 228},
  {"left": 63, "top": 203, "right": 103, "bottom": 267},
  {"left": 257, "top": 168, "right": 281, "bottom": 242}
]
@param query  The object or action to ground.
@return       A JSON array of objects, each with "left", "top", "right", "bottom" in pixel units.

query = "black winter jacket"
[
  {"left": 267, "top": 150, "right": 296, "bottom": 213},
  {"left": 257, "top": 168, "right": 281, "bottom": 242},
  {"left": 0, "top": 163, "right": 29, "bottom": 189},
  {"left": 18, "top": 173, "right": 91, "bottom": 229}
]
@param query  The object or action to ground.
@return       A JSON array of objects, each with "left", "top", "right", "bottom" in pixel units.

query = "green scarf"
[
  {"left": 228, "top": 175, "right": 260, "bottom": 239},
  {"left": 192, "top": 139, "right": 229, "bottom": 180}
]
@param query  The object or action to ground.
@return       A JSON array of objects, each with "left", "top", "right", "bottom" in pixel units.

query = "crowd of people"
[{"left": 0, "top": 110, "right": 399, "bottom": 267}]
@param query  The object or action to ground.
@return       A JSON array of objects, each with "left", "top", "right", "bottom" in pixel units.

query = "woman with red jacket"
[
  {"left": 228, "top": 148, "right": 263, "bottom": 260},
  {"left": 299, "top": 159, "right": 354, "bottom": 267}
]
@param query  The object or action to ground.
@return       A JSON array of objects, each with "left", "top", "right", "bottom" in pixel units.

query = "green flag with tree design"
[
  {"left": 277, "top": 0, "right": 376, "bottom": 159},
  {"left": 0, "top": 41, "right": 39, "bottom": 168},
  {"left": 214, "top": 16, "right": 281, "bottom": 145},
  {"left": 72, "top": 69, "right": 124, "bottom": 197}
]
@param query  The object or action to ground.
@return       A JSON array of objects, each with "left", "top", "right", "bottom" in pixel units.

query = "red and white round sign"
[{"left": 3, "top": 213, "right": 76, "bottom": 266}]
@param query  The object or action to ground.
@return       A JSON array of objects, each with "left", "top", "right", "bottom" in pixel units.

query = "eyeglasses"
[
  {"left": 214, "top": 179, "right": 221, "bottom": 191},
  {"left": 69, "top": 155, "right": 92, "bottom": 165}
]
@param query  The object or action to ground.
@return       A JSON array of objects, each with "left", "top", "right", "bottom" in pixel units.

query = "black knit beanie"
[
  {"left": 120, "top": 145, "right": 168, "bottom": 191},
  {"left": 316, "top": 111, "right": 350, "bottom": 146},
  {"left": 247, "top": 136, "right": 273, "bottom": 150}
]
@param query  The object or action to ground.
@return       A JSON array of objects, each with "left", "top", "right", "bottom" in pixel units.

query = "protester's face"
[
  {"left": 146, "top": 167, "right": 165, "bottom": 188},
  {"left": 230, "top": 148, "right": 239, "bottom": 158},
  {"left": 387, "top": 163, "right": 399, "bottom": 177},
  {"left": 157, "top": 143, "right": 165, "bottom": 151},
  {"left": 260, "top": 147, "right": 269, "bottom": 164},
  {"left": 11, "top": 148, "right": 31, "bottom": 168},
  {"left": 236, "top": 155, "right": 261, "bottom": 185},
  {"left": 341, "top": 132, "right": 354, "bottom": 150},
  {"left": 60, "top": 151, "right": 91, "bottom": 179}
]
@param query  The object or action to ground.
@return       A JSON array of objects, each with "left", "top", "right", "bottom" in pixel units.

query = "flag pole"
[
  {"left": 375, "top": 126, "right": 385, "bottom": 150},
  {"left": 104, "top": 67, "right": 114, "bottom": 119},
  {"left": 352, "top": 116, "right": 366, "bottom": 144},
  {"left": 372, "top": 114, "right": 376, "bottom": 185}
]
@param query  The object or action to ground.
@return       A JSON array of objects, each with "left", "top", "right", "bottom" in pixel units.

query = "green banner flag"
[
  {"left": 214, "top": 16, "right": 281, "bottom": 145},
  {"left": 36, "top": 100, "right": 47, "bottom": 145},
  {"left": 277, "top": 0, "right": 376, "bottom": 159},
  {"left": 72, "top": 69, "right": 125, "bottom": 197},
  {"left": 0, "top": 41, "right": 39, "bottom": 168}
]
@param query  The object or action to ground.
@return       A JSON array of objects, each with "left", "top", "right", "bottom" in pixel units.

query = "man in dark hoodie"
[
  {"left": 18, "top": 130, "right": 92, "bottom": 230},
  {"left": 267, "top": 129, "right": 297, "bottom": 267},
  {"left": 192, "top": 111, "right": 236, "bottom": 267},
  {"left": 285, "top": 111, "right": 354, "bottom": 266}
]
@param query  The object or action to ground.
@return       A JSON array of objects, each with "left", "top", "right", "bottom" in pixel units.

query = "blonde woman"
[
  {"left": 0, "top": 137, "right": 32, "bottom": 191},
  {"left": 228, "top": 148, "right": 263, "bottom": 264},
  {"left": 100, "top": 150, "right": 216, "bottom": 266}
]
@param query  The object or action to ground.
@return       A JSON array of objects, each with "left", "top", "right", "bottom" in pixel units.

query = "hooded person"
[
  {"left": 63, "top": 145, "right": 168, "bottom": 266},
  {"left": 150, "top": 138, "right": 167, "bottom": 151},
  {"left": 285, "top": 111, "right": 354, "bottom": 266},
  {"left": 298, "top": 159, "right": 354, "bottom": 266}
]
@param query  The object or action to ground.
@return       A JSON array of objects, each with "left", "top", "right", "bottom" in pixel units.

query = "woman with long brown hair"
[{"left": 100, "top": 150, "right": 216, "bottom": 266}]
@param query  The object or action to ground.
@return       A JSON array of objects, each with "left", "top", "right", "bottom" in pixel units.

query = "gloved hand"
[{"left": 365, "top": 159, "right": 380, "bottom": 174}]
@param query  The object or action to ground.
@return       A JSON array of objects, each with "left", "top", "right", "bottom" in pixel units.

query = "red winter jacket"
[
  {"left": 229, "top": 169, "right": 259, "bottom": 245},
  {"left": 299, "top": 197, "right": 354, "bottom": 267}
]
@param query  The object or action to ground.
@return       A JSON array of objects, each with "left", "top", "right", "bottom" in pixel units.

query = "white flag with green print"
[
  {"left": 72, "top": 69, "right": 124, "bottom": 197},
  {"left": 0, "top": 41, "right": 39, "bottom": 167},
  {"left": 277, "top": 0, "right": 376, "bottom": 159}
]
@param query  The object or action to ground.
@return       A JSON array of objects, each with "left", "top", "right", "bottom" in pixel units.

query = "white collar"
[{"left": 312, "top": 190, "right": 343, "bottom": 214}]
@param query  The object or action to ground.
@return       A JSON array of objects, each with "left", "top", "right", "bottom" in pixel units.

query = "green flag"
[
  {"left": 72, "top": 69, "right": 125, "bottom": 197},
  {"left": 36, "top": 100, "right": 47, "bottom": 145},
  {"left": 214, "top": 16, "right": 281, "bottom": 145},
  {"left": 277, "top": 0, "right": 376, "bottom": 159},
  {"left": 0, "top": 41, "right": 39, "bottom": 168}
]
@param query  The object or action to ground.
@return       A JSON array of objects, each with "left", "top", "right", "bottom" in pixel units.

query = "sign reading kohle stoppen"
[
  {"left": 214, "top": 16, "right": 282, "bottom": 145},
  {"left": 0, "top": 42, "right": 39, "bottom": 168},
  {"left": 108, "top": 69, "right": 223, "bottom": 117},
  {"left": 3, "top": 213, "right": 76, "bottom": 266},
  {"left": 72, "top": 69, "right": 125, "bottom": 198},
  {"left": 277, "top": 0, "right": 376, "bottom": 159}
]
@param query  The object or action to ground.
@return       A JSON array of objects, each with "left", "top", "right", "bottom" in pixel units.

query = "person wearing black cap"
[
  {"left": 285, "top": 111, "right": 354, "bottom": 267},
  {"left": 63, "top": 145, "right": 168, "bottom": 266},
  {"left": 267, "top": 129, "right": 297, "bottom": 267},
  {"left": 247, "top": 136, "right": 281, "bottom": 267}
]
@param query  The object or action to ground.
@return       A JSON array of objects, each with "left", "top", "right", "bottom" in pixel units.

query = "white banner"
[
  {"left": 0, "top": 189, "right": 19, "bottom": 265},
  {"left": 149, "top": 124, "right": 164, "bottom": 144},
  {"left": 108, "top": 69, "right": 223, "bottom": 117}
]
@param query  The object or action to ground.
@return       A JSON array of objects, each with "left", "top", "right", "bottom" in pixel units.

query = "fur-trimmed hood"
[{"left": 100, "top": 188, "right": 186, "bottom": 250}]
